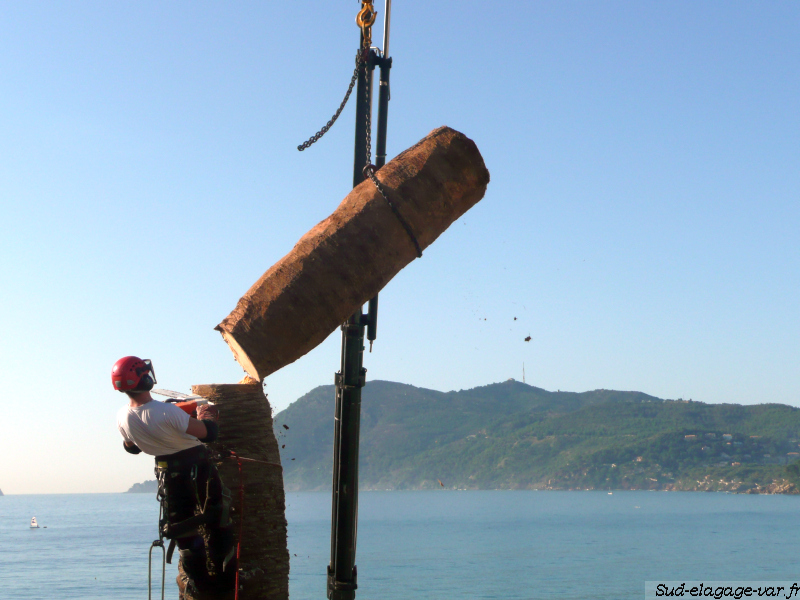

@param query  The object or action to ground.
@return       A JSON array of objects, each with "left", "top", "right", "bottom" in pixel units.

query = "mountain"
[
  {"left": 273, "top": 380, "right": 800, "bottom": 493},
  {"left": 125, "top": 479, "right": 158, "bottom": 493},
  {"left": 0, "top": 488, "right": 3, "bottom": 496}
]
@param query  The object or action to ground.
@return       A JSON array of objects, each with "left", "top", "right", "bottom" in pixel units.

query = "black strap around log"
[{"left": 364, "top": 164, "right": 423, "bottom": 258}]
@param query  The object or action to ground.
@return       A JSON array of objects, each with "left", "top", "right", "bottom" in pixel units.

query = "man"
[{"left": 113, "top": 356, "right": 235, "bottom": 598}]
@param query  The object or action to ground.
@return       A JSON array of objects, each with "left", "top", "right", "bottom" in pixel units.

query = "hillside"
[
  {"left": 274, "top": 380, "right": 800, "bottom": 493},
  {"left": 125, "top": 480, "right": 157, "bottom": 493}
]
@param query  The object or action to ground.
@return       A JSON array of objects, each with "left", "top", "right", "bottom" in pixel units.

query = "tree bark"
[
  {"left": 189, "top": 379, "right": 289, "bottom": 600},
  {"left": 216, "top": 125, "right": 490, "bottom": 381}
]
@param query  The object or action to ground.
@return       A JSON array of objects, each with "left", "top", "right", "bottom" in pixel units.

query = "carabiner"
[{"left": 148, "top": 539, "right": 166, "bottom": 600}]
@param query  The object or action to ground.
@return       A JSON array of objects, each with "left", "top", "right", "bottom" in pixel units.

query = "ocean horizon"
[{"left": 3, "top": 490, "right": 800, "bottom": 599}]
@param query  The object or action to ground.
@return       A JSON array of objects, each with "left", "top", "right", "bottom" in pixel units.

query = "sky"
[{"left": 0, "top": 1, "right": 798, "bottom": 494}]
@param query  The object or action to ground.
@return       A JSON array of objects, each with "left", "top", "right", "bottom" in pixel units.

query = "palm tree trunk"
[{"left": 186, "top": 377, "right": 289, "bottom": 600}]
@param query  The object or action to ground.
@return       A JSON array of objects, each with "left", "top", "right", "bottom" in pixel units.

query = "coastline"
[{"left": 286, "top": 479, "right": 800, "bottom": 495}]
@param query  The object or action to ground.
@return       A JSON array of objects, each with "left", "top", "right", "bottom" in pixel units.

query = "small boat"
[{"left": 30, "top": 517, "right": 40, "bottom": 528}]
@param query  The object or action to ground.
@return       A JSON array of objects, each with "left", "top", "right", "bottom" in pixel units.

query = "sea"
[{"left": 2, "top": 490, "right": 800, "bottom": 600}]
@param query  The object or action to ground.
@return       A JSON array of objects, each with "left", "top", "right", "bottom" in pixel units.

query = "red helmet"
[{"left": 112, "top": 356, "right": 157, "bottom": 392}]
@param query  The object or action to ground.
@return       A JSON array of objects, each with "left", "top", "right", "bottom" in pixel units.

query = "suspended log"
[
  {"left": 179, "top": 378, "right": 289, "bottom": 600},
  {"left": 216, "top": 125, "right": 490, "bottom": 380}
]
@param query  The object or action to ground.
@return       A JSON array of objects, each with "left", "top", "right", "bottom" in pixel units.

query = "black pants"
[{"left": 155, "top": 445, "right": 235, "bottom": 588}]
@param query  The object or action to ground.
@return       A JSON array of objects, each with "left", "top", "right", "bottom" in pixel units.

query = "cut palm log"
[
  {"left": 216, "top": 125, "right": 490, "bottom": 380},
  {"left": 189, "top": 379, "right": 289, "bottom": 600}
]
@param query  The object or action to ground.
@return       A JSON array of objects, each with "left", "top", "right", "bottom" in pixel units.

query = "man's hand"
[
  {"left": 123, "top": 440, "right": 142, "bottom": 455},
  {"left": 196, "top": 404, "right": 218, "bottom": 421}
]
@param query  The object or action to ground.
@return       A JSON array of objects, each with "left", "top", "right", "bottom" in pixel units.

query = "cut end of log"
[
  {"left": 216, "top": 125, "right": 489, "bottom": 381},
  {"left": 217, "top": 328, "right": 263, "bottom": 382},
  {"left": 237, "top": 375, "right": 260, "bottom": 385}
]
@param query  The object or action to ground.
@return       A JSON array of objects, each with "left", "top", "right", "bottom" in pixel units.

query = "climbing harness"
[
  {"left": 150, "top": 446, "right": 234, "bottom": 600},
  {"left": 146, "top": 445, "right": 282, "bottom": 600}
]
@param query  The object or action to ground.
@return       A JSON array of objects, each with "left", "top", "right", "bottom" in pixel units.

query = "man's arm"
[
  {"left": 186, "top": 418, "right": 208, "bottom": 439},
  {"left": 119, "top": 425, "right": 141, "bottom": 454},
  {"left": 189, "top": 404, "right": 220, "bottom": 443},
  {"left": 186, "top": 417, "right": 219, "bottom": 443}
]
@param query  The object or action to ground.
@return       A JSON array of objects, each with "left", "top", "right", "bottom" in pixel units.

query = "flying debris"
[
  {"left": 283, "top": 424, "right": 289, "bottom": 430},
  {"left": 524, "top": 336, "right": 531, "bottom": 342}
]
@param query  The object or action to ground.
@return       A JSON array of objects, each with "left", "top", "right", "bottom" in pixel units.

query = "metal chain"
[
  {"left": 364, "top": 165, "right": 423, "bottom": 258},
  {"left": 363, "top": 125, "right": 423, "bottom": 258},
  {"left": 297, "top": 3, "right": 422, "bottom": 258},
  {"left": 361, "top": 36, "right": 422, "bottom": 258},
  {"left": 363, "top": 43, "right": 373, "bottom": 168},
  {"left": 297, "top": 2, "right": 375, "bottom": 152},
  {"left": 297, "top": 48, "right": 366, "bottom": 152}
]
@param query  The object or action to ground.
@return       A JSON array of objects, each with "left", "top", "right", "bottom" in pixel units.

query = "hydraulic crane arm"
[{"left": 328, "top": 4, "right": 392, "bottom": 599}]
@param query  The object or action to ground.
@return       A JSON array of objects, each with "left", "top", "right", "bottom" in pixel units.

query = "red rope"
[
  {"left": 224, "top": 452, "right": 282, "bottom": 600},
  {"left": 231, "top": 452, "right": 244, "bottom": 600},
  {"left": 234, "top": 456, "right": 283, "bottom": 469}
]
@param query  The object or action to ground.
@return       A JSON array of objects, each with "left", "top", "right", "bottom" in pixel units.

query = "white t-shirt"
[{"left": 117, "top": 400, "right": 202, "bottom": 457}]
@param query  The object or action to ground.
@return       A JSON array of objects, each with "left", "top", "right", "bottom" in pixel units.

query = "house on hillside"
[
  {"left": 685, "top": 435, "right": 697, "bottom": 441},
  {"left": 722, "top": 434, "right": 733, "bottom": 440}
]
